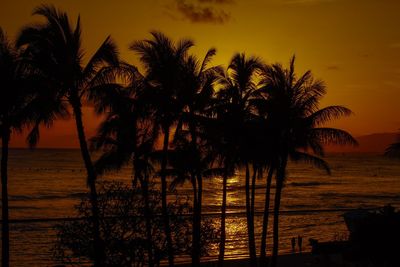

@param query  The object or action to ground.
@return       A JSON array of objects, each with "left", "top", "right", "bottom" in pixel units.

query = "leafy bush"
[{"left": 53, "top": 181, "right": 219, "bottom": 266}]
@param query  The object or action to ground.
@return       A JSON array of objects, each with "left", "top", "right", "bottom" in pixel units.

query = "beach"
[{"left": 177, "top": 253, "right": 345, "bottom": 267}]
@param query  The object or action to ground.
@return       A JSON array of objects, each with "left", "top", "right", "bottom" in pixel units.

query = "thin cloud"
[
  {"left": 383, "top": 80, "right": 400, "bottom": 88},
  {"left": 173, "top": 0, "right": 233, "bottom": 24},
  {"left": 345, "top": 84, "right": 363, "bottom": 89},
  {"left": 282, "top": 0, "right": 335, "bottom": 5},
  {"left": 198, "top": 0, "right": 235, "bottom": 3},
  {"left": 326, "top": 65, "right": 340, "bottom": 71},
  {"left": 389, "top": 42, "right": 400, "bottom": 48}
]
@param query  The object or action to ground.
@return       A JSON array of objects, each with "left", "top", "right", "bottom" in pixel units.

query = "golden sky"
[{"left": 1, "top": 0, "right": 400, "bottom": 148}]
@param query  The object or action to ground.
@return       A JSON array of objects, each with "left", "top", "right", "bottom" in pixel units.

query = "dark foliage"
[{"left": 54, "top": 182, "right": 219, "bottom": 266}]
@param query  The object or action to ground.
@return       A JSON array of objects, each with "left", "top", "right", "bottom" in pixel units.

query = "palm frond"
[
  {"left": 290, "top": 151, "right": 331, "bottom": 174},
  {"left": 175, "top": 37, "right": 194, "bottom": 59},
  {"left": 94, "top": 149, "right": 132, "bottom": 175},
  {"left": 308, "top": 106, "right": 353, "bottom": 126},
  {"left": 83, "top": 36, "right": 119, "bottom": 80},
  {"left": 311, "top": 128, "right": 358, "bottom": 146},
  {"left": 26, "top": 123, "right": 40, "bottom": 148},
  {"left": 199, "top": 47, "right": 217, "bottom": 75}
]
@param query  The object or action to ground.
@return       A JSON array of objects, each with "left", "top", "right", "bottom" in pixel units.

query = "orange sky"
[{"left": 1, "top": 0, "right": 400, "bottom": 148}]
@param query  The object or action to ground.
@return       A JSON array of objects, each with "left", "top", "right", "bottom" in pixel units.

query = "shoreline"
[{"left": 175, "top": 253, "right": 341, "bottom": 267}]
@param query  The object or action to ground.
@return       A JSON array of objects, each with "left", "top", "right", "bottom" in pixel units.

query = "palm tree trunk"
[
  {"left": 271, "top": 159, "right": 287, "bottom": 267},
  {"left": 137, "top": 166, "right": 154, "bottom": 267},
  {"left": 71, "top": 101, "right": 105, "bottom": 267},
  {"left": 218, "top": 169, "right": 228, "bottom": 266},
  {"left": 189, "top": 117, "right": 202, "bottom": 266},
  {"left": 250, "top": 164, "right": 257, "bottom": 220},
  {"left": 1, "top": 128, "right": 10, "bottom": 267},
  {"left": 245, "top": 163, "right": 257, "bottom": 266},
  {"left": 250, "top": 165, "right": 257, "bottom": 261},
  {"left": 160, "top": 127, "right": 174, "bottom": 266},
  {"left": 191, "top": 173, "right": 199, "bottom": 266},
  {"left": 260, "top": 166, "right": 274, "bottom": 264},
  {"left": 196, "top": 174, "right": 202, "bottom": 261}
]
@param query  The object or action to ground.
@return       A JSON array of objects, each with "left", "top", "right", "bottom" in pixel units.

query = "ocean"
[{"left": 1, "top": 149, "right": 400, "bottom": 266}]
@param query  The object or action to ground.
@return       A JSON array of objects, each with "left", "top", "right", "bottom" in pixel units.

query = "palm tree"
[
  {"left": 214, "top": 53, "right": 262, "bottom": 266},
  {"left": 240, "top": 114, "right": 274, "bottom": 265},
  {"left": 167, "top": 130, "right": 224, "bottom": 263},
  {"left": 16, "top": 5, "right": 120, "bottom": 266},
  {"left": 260, "top": 56, "right": 357, "bottom": 267},
  {"left": 177, "top": 47, "right": 220, "bottom": 266},
  {"left": 0, "top": 27, "right": 68, "bottom": 267},
  {"left": 130, "top": 31, "right": 194, "bottom": 266},
  {"left": 90, "top": 64, "right": 157, "bottom": 266},
  {"left": 259, "top": 165, "right": 274, "bottom": 263},
  {"left": 250, "top": 86, "right": 277, "bottom": 265},
  {"left": 0, "top": 27, "right": 31, "bottom": 267}
]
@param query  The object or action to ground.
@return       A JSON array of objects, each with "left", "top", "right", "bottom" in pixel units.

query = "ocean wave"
[
  {"left": 290, "top": 181, "right": 340, "bottom": 187},
  {"left": 67, "top": 192, "right": 88, "bottom": 199},
  {"left": 9, "top": 195, "right": 65, "bottom": 201},
  {"left": 9, "top": 205, "right": 41, "bottom": 210},
  {"left": 285, "top": 204, "right": 314, "bottom": 209},
  {"left": 9, "top": 167, "right": 85, "bottom": 172},
  {"left": 8, "top": 192, "right": 88, "bottom": 201},
  {"left": 290, "top": 182, "right": 323, "bottom": 187},
  {"left": 319, "top": 192, "right": 399, "bottom": 200}
]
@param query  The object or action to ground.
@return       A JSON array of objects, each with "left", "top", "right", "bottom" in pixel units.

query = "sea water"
[{"left": 1, "top": 149, "right": 400, "bottom": 266}]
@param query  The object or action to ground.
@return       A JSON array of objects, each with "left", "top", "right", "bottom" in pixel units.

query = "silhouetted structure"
[{"left": 344, "top": 205, "right": 400, "bottom": 266}]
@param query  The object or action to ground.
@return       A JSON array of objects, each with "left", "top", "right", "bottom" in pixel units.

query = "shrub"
[{"left": 53, "top": 181, "right": 219, "bottom": 266}]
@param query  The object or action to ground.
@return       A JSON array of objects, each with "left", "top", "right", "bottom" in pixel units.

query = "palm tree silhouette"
[
  {"left": 0, "top": 27, "right": 68, "bottom": 267},
  {"left": 167, "top": 130, "right": 224, "bottom": 261},
  {"left": 250, "top": 79, "right": 277, "bottom": 264},
  {"left": 177, "top": 47, "right": 220, "bottom": 266},
  {"left": 240, "top": 109, "right": 273, "bottom": 265},
  {"left": 130, "top": 31, "right": 194, "bottom": 266},
  {"left": 260, "top": 56, "right": 357, "bottom": 267},
  {"left": 0, "top": 27, "right": 32, "bottom": 267},
  {"left": 90, "top": 63, "right": 157, "bottom": 266},
  {"left": 214, "top": 53, "right": 262, "bottom": 266},
  {"left": 16, "top": 5, "right": 120, "bottom": 266}
]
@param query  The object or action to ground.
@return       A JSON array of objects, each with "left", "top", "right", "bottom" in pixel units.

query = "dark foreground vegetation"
[
  {"left": 0, "top": 4, "right": 362, "bottom": 267},
  {"left": 54, "top": 182, "right": 219, "bottom": 266}
]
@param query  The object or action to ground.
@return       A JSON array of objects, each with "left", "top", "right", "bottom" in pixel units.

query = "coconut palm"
[
  {"left": 16, "top": 5, "right": 120, "bottom": 265},
  {"left": 260, "top": 56, "right": 357, "bottom": 267},
  {"left": 239, "top": 114, "right": 274, "bottom": 265},
  {"left": 130, "top": 31, "right": 194, "bottom": 266},
  {"left": 213, "top": 53, "right": 262, "bottom": 266},
  {"left": 250, "top": 88, "right": 277, "bottom": 264},
  {"left": 0, "top": 27, "right": 68, "bottom": 267},
  {"left": 90, "top": 64, "right": 157, "bottom": 266},
  {"left": 259, "top": 165, "right": 274, "bottom": 263},
  {"left": 0, "top": 27, "right": 32, "bottom": 267},
  {"left": 176, "top": 47, "right": 220, "bottom": 266},
  {"left": 166, "top": 129, "right": 224, "bottom": 261}
]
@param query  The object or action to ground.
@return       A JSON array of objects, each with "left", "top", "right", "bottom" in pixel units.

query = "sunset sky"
[{"left": 1, "top": 0, "right": 400, "bottom": 148}]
